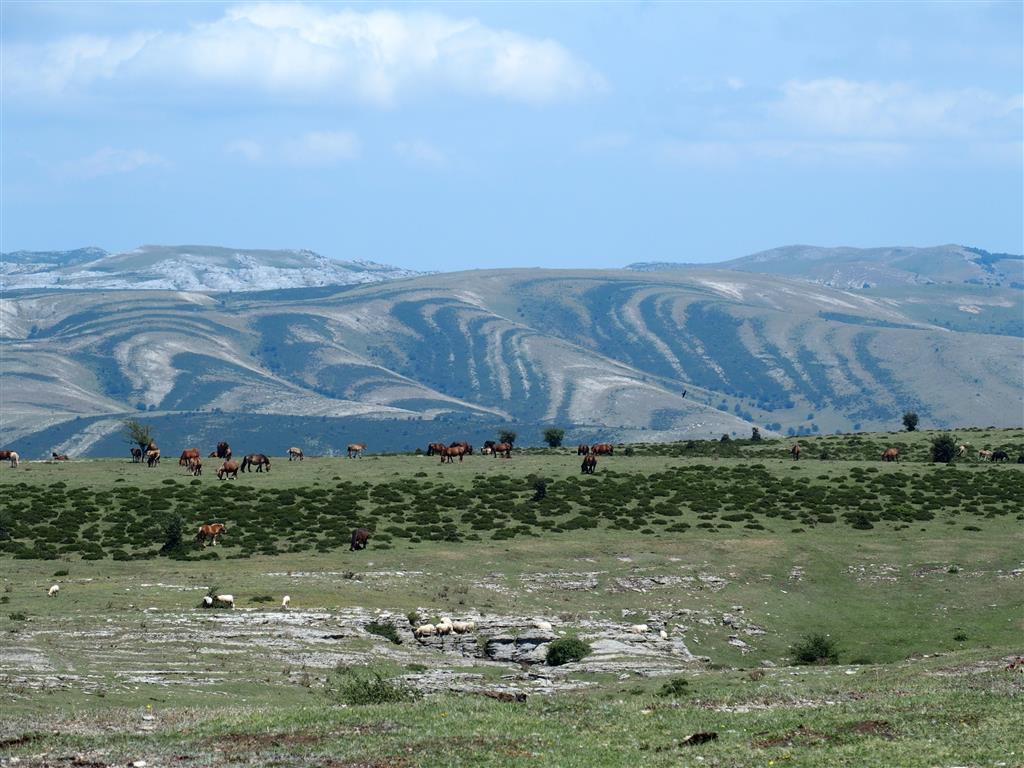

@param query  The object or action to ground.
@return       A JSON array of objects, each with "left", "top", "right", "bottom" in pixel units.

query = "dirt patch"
[
  {"left": 0, "top": 731, "right": 44, "bottom": 749},
  {"left": 846, "top": 719, "right": 896, "bottom": 739},
  {"left": 753, "top": 724, "right": 829, "bottom": 748}
]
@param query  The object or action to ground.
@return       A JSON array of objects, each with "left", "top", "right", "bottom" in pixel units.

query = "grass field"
[{"left": 1, "top": 429, "right": 1022, "bottom": 766}]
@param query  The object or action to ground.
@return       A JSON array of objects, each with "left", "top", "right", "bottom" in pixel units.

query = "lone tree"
[
  {"left": 931, "top": 434, "right": 958, "bottom": 464},
  {"left": 499, "top": 429, "right": 517, "bottom": 446},
  {"left": 902, "top": 411, "right": 919, "bottom": 432},
  {"left": 124, "top": 419, "right": 155, "bottom": 451},
  {"left": 543, "top": 428, "right": 565, "bottom": 448}
]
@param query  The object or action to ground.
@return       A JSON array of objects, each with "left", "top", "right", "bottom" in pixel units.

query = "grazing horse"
[
  {"left": 0, "top": 450, "right": 19, "bottom": 468},
  {"left": 51, "top": 452, "right": 70, "bottom": 461},
  {"left": 350, "top": 527, "right": 371, "bottom": 551},
  {"left": 790, "top": 444, "right": 801, "bottom": 461},
  {"left": 195, "top": 523, "right": 226, "bottom": 547},
  {"left": 881, "top": 448, "right": 899, "bottom": 462},
  {"left": 130, "top": 447, "right": 143, "bottom": 463},
  {"left": 991, "top": 450, "right": 1009, "bottom": 462},
  {"left": 449, "top": 441, "right": 473, "bottom": 455},
  {"left": 978, "top": 449, "right": 994, "bottom": 461},
  {"left": 214, "top": 442, "right": 231, "bottom": 460},
  {"left": 217, "top": 460, "right": 240, "bottom": 480},
  {"left": 187, "top": 456, "right": 202, "bottom": 476},
  {"left": 441, "top": 445, "right": 466, "bottom": 463},
  {"left": 482, "top": 440, "right": 496, "bottom": 452},
  {"left": 956, "top": 444, "right": 970, "bottom": 458},
  {"left": 146, "top": 449, "right": 161, "bottom": 467},
  {"left": 179, "top": 448, "right": 200, "bottom": 467},
  {"left": 288, "top": 447, "right": 304, "bottom": 461},
  {"left": 426, "top": 442, "right": 446, "bottom": 456},
  {"left": 577, "top": 444, "right": 590, "bottom": 456},
  {"left": 240, "top": 453, "right": 271, "bottom": 473},
  {"left": 492, "top": 442, "right": 512, "bottom": 459},
  {"left": 347, "top": 443, "right": 366, "bottom": 459},
  {"left": 591, "top": 443, "right": 614, "bottom": 456},
  {"left": 581, "top": 454, "right": 597, "bottom": 474}
]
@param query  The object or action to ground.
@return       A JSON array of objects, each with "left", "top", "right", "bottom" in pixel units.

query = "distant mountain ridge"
[
  {"left": 1, "top": 244, "right": 423, "bottom": 292},
  {"left": 628, "top": 244, "right": 1024, "bottom": 289}
]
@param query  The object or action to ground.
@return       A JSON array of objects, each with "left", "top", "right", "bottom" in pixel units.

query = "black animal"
[
  {"left": 991, "top": 450, "right": 1009, "bottom": 462},
  {"left": 581, "top": 454, "right": 597, "bottom": 474},
  {"left": 130, "top": 447, "right": 143, "bottom": 463},
  {"left": 350, "top": 528, "right": 371, "bottom": 551}
]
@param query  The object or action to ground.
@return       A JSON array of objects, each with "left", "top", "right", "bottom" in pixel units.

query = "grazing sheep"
[
  {"left": 532, "top": 620, "right": 553, "bottom": 632},
  {"left": 659, "top": 629, "right": 669, "bottom": 640},
  {"left": 436, "top": 621, "right": 453, "bottom": 637},
  {"left": 452, "top": 621, "right": 476, "bottom": 634},
  {"left": 281, "top": 595, "right": 291, "bottom": 610},
  {"left": 203, "top": 594, "right": 234, "bottom": 609},
  {"left": 47, "top": 584, "right": 60, "bottom": 597},
  {"left": 414, "top": 623, "right": 437, "bottom": 639},
  {"left": 630, "top": 624, "right": 650, "bottom": 634},
  {"left": 202, "top": 595, "right": 213, "bottom": 607}
]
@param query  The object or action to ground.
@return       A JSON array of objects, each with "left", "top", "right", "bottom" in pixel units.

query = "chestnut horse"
[
  {"left": 492, "top": 442, "right": 512, "bottom": 459},
  {"left": 427, "top": 443, "right": 447, "bottom": 456},
  {"left": 240, "top": 453, "right": 270, "bottom": 472},
  {"left": 195, "top": 523, "right": 226, "bottom": 547},
  {"left": 441, "top": 445, "right": 466, "bottom": 463},
  {"left": 179, "top": 448, "right": 200, "bottom": 466},
  {"left": 217, "top": 460, "right": 240, "bottom": 480},
  {"left": 0, "top": 450, "right": 19, "bottom": 468},
  {"left": 187, "top": 456, "right": 202, "bottom": 476},
  {"left": 288, "top": 447, "right": 304, "bottom": 461},
  {"left": 350, "top": 528, "right": 371, "bottom": 551},
  {"left": 347, "top": 443, "right": 366, "bottom": 458},
  {"left": 790, "top": 444, "right": 801, "bottom": 461},
  {"left": 51, "top": 452, "right": 70, "bottom": 461},
  {"left": 591, "top": 443, "right": 614, "bottom": 456},
  {"left": 581, "top": 454, "right": 597, "bottom": 474},
  {"left": 146, "top": 449, "right": 160, "bottom": 467},
  {"left": 881, "top": 448, "right": 899, "bottom": 462},
  {"left": 449, "top": 441, "right": 473, "bottom": 455}
]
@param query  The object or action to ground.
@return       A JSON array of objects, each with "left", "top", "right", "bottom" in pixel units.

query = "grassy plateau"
[{"left": 1, "top": 428, "right": 1022, "bottom": 767}]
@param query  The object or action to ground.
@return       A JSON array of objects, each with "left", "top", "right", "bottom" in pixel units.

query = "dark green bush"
[
  {"left": 546, "top": 637, "right": 591, "bottom": 666},
  {"left": 365, "top": 621, "right": 402, "bottom": 644},
  {"left": 325, "top": 665, "right": 418, "bottom": 705},
  {"left": 656, "top": 677, "right": 690, "bottom": 698},
  {"left": 790, "top": 633, "right": 840, "bottom": 665}
]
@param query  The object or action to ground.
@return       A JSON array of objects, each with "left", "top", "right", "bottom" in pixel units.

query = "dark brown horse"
[
  {"left": 240, "top": 453, "right": 271, "bottom": 472},
  {"left": 347, "top": 443, "right": 366, "bottom": 458},
  {"left": 492, "top": 442, "right": 512, "bottom": 459},
  {"left": 51, "top": 452, "right": 70, "bottom": 461},
  {"left": 179, "top": 447, "right": 200, "bottom": 466},
  {"left": 577, "top": 444, "right": 590, "bottom": 456},
  {"left": 591, "top": 443, "right": 614, "bottom": 456},
  {"left": 215, "top": 442, "right": 231, "bottom": 459},
  {"left": 217, "top": 460, "right": 240, "bottom": 480},
  {"left": 581, "top": 454, "right": 597, "bottom": 474},
  {"left": 441, "top": 445, "right": 466, "bottom": 463},
  {"left": 482, "top": 440, "right": 496, "bottom": 452},
  {"left": 992, "top": 450, "right": 1009, "bottom": 462},
  {"left": 790, "top": 444, "right": 801, "bottom": 461},
  {"left": 350, "top": 527, "right": 371, "bottom": 551},
  {"left": 427, "top": 442, "right": 447, "bottom": 456},
  {"left": 130, "top": 447, "right": 143, "bottom": 463},
  {"left": 187, "top": 456, "right": 202, "bottom": 476},
  {"left": 881, "top": 448, "right": 899, "bottom": 462},
  {"left": 195, "top": 522, "right": 226, "bottom": 547}
]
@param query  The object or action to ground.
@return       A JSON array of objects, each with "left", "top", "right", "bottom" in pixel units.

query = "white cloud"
[
  {"left": 283, "top": 131, "right": 360, "bottom": 165},
  {"left": 394, "top": 139, "right": 447, "bottom": 168},
  {"left": 775, "top": 78, "right": 1022, "bottom": 139},
  {"left": 3, "top": 4, "right": 603, "bottom": 106},
  {"left": 65, "top": 147, "right": 166, "bottom": 179}
]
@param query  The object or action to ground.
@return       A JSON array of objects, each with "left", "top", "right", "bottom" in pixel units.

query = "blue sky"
[{"left": 2, "top": 1, "right": 1021, "bottom": 271}]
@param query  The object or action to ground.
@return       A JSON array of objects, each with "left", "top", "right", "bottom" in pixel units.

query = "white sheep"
[
  {"left": 414, "top": 623, "right": 436, "bottom": 638},
  {"left": 659, "top": 629, "right": 668, "bottom": 640},
  {"left": 215, "top": 594, "right": 235, "bottom": 609},
  {"left": 532, "top": 620, "right": 553, "bottom": 632},
  {"left": 630, "top": 624, "right": 650, "bottom": 634},
  {"left": 48, "top": 584, "right": 60, "bottom": 597},
  {"left": 281, "top": 595, "right": 291, "bottom": 610},
  {"left": 436, "top": 621, "right": 453, "bottom": 637},
  {"left": 452, "top": 621, "right": 472, "bottom": 634},
  {"left": 202, "top": 595, "right": 213, "bottom": 607}
]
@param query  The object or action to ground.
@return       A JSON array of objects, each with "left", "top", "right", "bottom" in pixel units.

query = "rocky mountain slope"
[
  {"left": 2, "top": 264, "right": 1021, "bottom": 456},
  {"left": 1, "top": 244, "right": 423, "bottom": 292}
]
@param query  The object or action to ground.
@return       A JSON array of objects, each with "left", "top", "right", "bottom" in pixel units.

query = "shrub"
[
  {"left": 546, "top": 637, "right": 591, "bottom": 666},
  {"left": 623, "top": 446, "right": 635, "bottom": 457},
  {"left": 8, "top": 611, "right": 28, "bottom": 621},
  {"left": 656, "top": 677, "right": 690, "bottom": 698},
  {"left": 499, "top": 430, "right": 517, "bottom": 446},
  {"left": 532, "top": 477, "right": 548, "bottom": 502},
  {"left": 365, "top": 621, "right": 402, "bottom": 645},
  {"left": 790, "top": 633, "right": 839, "bottom": 665},
  {"left": 543, "top": 428, "right": 565, "bottom": 448},
  {"left": 751, "top": 427, "right": 761, "bottom": 441},
  {"left": 325, "top": 665, "right": 418, "bottom": 705},
  {"left": 902, "top": 412, "right": 919, "bottom": 432},
  {"left": 931, "top": 434, "right": 958, "bottom": 464},
  {"left": 159, "top": 514, "right": 186, "bottom": 554},
  {"left": 953, "top": 631, "right": 968, "bottom": 642},
  {"left": 52, "top": 569, "right": 69, "bottom": 577}
]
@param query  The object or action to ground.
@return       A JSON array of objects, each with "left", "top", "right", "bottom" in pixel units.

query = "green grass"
[{"left": 1, "top": 429, "right": 1022, "bottom": 765}]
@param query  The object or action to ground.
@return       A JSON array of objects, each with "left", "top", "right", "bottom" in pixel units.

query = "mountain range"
[{"left": 1, "top": 243, "right": 1021, "bottom": 456}]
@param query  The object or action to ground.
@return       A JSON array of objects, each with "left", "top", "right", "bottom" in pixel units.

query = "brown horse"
[
  {"left": 482, "top": 440, "right": 496, "bottom": 452},
  {"left": 187, "top": 456, "right": 202, "bottom": 476},
  {"left": 492, "top": 442, "right": 512, "bottom": 459},
  {"left": 449, "top": 441, "right": 473, "bottom": 455},
  {"left": 287, "top": 447, "right": 304, "bottom": 461},
  {"left": 881, "top": 448, "right": 899, "bottom": 462},
  {"left": 215, "top": 441, "right": 231, "bottom": 459},
  {"left": 790, "top": 444, "right": 801, "bottom": 461},
  {"left": 591, "top": 443, "right": 614, "bottom": 456},
  {"left": 51, "top": 452, "right": 70, "bottom": 461},
  {"left": 577, "top": 444, "right": 590, "bottom": 456},
  {"left": 441, "top": 445, "right": 466, "bottom": 463},
  {"left": 350, "top": 528, "right": 371, "bottom": 551},
  {"left": 130, "top": 447, "right": 143, "bottom": 463},
  {"left": 240, "top": 453, "right": 270, "bottom": 472},
  {"left": 0, "top": 450, "right": 19, "bottom": 468},
  {"left": 347, "top": 443, "right": 366, "bottom": 458},
  {"left": 195, "top": 523, "right": 226, "bottom": 547},
  {"left": 217, "top": 460, "right": 240, "bottom": 480},
  {"left": 427, "top": 442, "right": 447, "bottom": 456},
  {"left": 146, "top": 449, "right": 161, "bottom": 467},
  {"left": 147, "top": 440, "right": 158, "bottom": 452},
  {"left": 179, "top": 448, "right": 200, "bottom": 466},
  {"left": 581, "top": 454, "right": 597, "bottom": 474}
]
